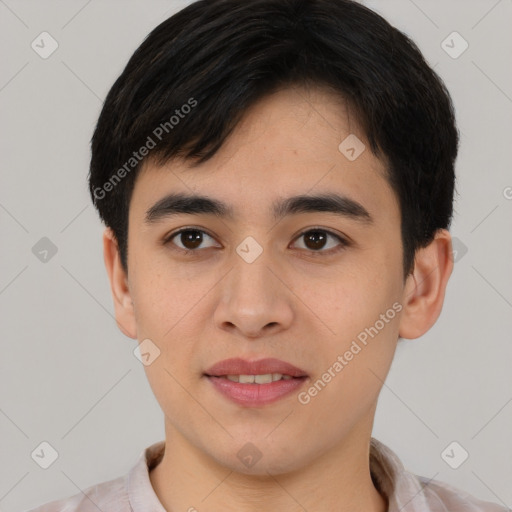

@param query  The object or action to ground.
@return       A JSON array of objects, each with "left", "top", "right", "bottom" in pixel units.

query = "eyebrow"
[{"left": 144, "top": 192, "right": 373, "bottom": 225}]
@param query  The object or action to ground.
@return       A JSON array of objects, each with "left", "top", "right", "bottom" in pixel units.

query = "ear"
[
  {"left": 103, "top": 227, "right": 137, "bottom": 339},
  {"left": 398, "top": 229, "right": 454, "bottom": 340}
]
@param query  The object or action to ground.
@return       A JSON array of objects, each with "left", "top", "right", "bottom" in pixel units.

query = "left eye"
[
  {"left": 164, "top": 228, "right": 347, "bottom": 254},
  {"left": 292, "top": 228, "right": 347, "bottom": 253}
]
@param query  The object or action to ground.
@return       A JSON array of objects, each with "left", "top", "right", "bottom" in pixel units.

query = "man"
[{"left": 27, "top": 0, "right": 508, "bottom": 510}]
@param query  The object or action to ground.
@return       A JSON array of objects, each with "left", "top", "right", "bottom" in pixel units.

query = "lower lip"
[{"left": 205, "top": 375, "right": 308, "bottom": 406}]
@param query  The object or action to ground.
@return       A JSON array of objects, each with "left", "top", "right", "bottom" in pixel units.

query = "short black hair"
[{"left": 89, "top": 0, "right": 459, "bottom": 280}]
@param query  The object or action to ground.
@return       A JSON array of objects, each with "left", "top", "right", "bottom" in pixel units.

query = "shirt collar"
[
  {"left": 126, "top": 437, "right": 433, "bottom": 512},
  {"left": 370, "top": 437, "right": 434, "bottom": 511},
  {"left": 127, "top": 440, "right": 167, "bottom": 512}
]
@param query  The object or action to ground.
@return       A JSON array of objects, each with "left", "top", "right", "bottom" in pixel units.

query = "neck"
[{"left": 149, "top": 425, "right": 388, "bottom": 512}]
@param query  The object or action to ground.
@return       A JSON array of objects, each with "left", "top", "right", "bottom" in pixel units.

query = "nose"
[{"left": 213, "top": 250, "right": 294, "bottom": 339}]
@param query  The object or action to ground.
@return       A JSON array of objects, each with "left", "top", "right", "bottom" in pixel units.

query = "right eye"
[{"left": 164, "top": 228, "right": 220, "bottom": 253}]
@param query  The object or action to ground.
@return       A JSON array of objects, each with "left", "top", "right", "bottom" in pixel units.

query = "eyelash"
[{"left": 162, "top": 226, "right": 350, "bottom": 257}]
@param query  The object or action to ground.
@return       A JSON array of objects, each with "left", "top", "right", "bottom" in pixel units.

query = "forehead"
[{"left": 130, "top": 86, "right": 399, "bottom": 228}]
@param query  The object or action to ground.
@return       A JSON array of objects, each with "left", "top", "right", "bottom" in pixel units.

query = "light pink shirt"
[{"left": 25, "top": 438, "right": 509, "bottom": 511}]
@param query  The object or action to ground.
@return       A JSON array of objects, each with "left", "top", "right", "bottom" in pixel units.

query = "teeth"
[
  {"left": 255, "top": 374, "right": 272, "bottom": 384},
  {"left": 223, "top": 373, "right": 295, "bottom": 383}
]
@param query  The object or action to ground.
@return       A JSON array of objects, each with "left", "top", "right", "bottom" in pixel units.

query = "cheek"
[
  {"left": 129, "top": 262, "right": 208, "bottom": 369},
  {"left": 308, "top": 291, "right": 400, "bottom": 419},
  {"left": 133, "top": 282, "right": 201, "bottom": 416},
  {"left": 311, "top": 261, "right": 401, "bottom": 367},
  {"left": 130, "top": 262, "right": 197, "bottom": 338}
]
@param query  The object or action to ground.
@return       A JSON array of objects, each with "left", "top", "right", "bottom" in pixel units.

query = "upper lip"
[{"left": 205, "top": 358, "right": 308, "bottom": 377}]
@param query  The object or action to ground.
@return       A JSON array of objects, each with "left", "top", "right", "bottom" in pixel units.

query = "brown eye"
[
  {"left": 293, "top": 228, "right": 348, "bottom": 254},
  {"left": 166, "top": 229, "right": 218, "bottom": 251},
  {"left": 164, "top": 227, "right": 348, "bottom": 256},
  {"left": 303, "top": 230, "right": 328, "bottom": 250}
]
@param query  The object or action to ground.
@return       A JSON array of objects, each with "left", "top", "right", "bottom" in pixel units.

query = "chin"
[{"left": 205, "top": 438, "right": 308, "bottom": 477}]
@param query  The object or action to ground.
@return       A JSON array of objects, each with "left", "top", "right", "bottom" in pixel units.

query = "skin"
[{"left": 103, "top": 85, "right": 453, "bottom": 512}]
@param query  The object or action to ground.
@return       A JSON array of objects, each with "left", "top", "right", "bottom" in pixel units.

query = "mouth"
[
  {"left": 204, "top": 357, "right": 308, "bottom": 379},
  {"left": 206, "top": 373, "right": 300, "bottom": 383},
  {"left": 204, "top": 358, "right": 309, "bottom": 406}
]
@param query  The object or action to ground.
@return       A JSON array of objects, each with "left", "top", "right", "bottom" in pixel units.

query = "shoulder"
[
  {"left": 23, "top": 474, "right": 128, "bottom": 512},
  {"left": 369, "top": 438, "right": 509, "bottom": 512},
  {"left": 417, "top": 474, "right": 510, "bottom": 512},
  {"left": 23, "top": 441, "right": 165, "bottom": 512}
]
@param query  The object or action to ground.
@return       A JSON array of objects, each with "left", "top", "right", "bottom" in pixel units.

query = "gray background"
[{"left": 1, "top": 0, "right": 511, "bottom": 511}]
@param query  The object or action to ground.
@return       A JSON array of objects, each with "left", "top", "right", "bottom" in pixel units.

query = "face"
[{"left": 112, "top": 86, "right": 414, "bottom": 474}]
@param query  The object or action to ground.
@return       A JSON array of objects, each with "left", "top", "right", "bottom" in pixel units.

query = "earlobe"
[
  {"left": 102, "top": 228, "right": 138, "bottom": 339},
  {"left": 398, "top": 229, "right": 454, "bottom": 340}
]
